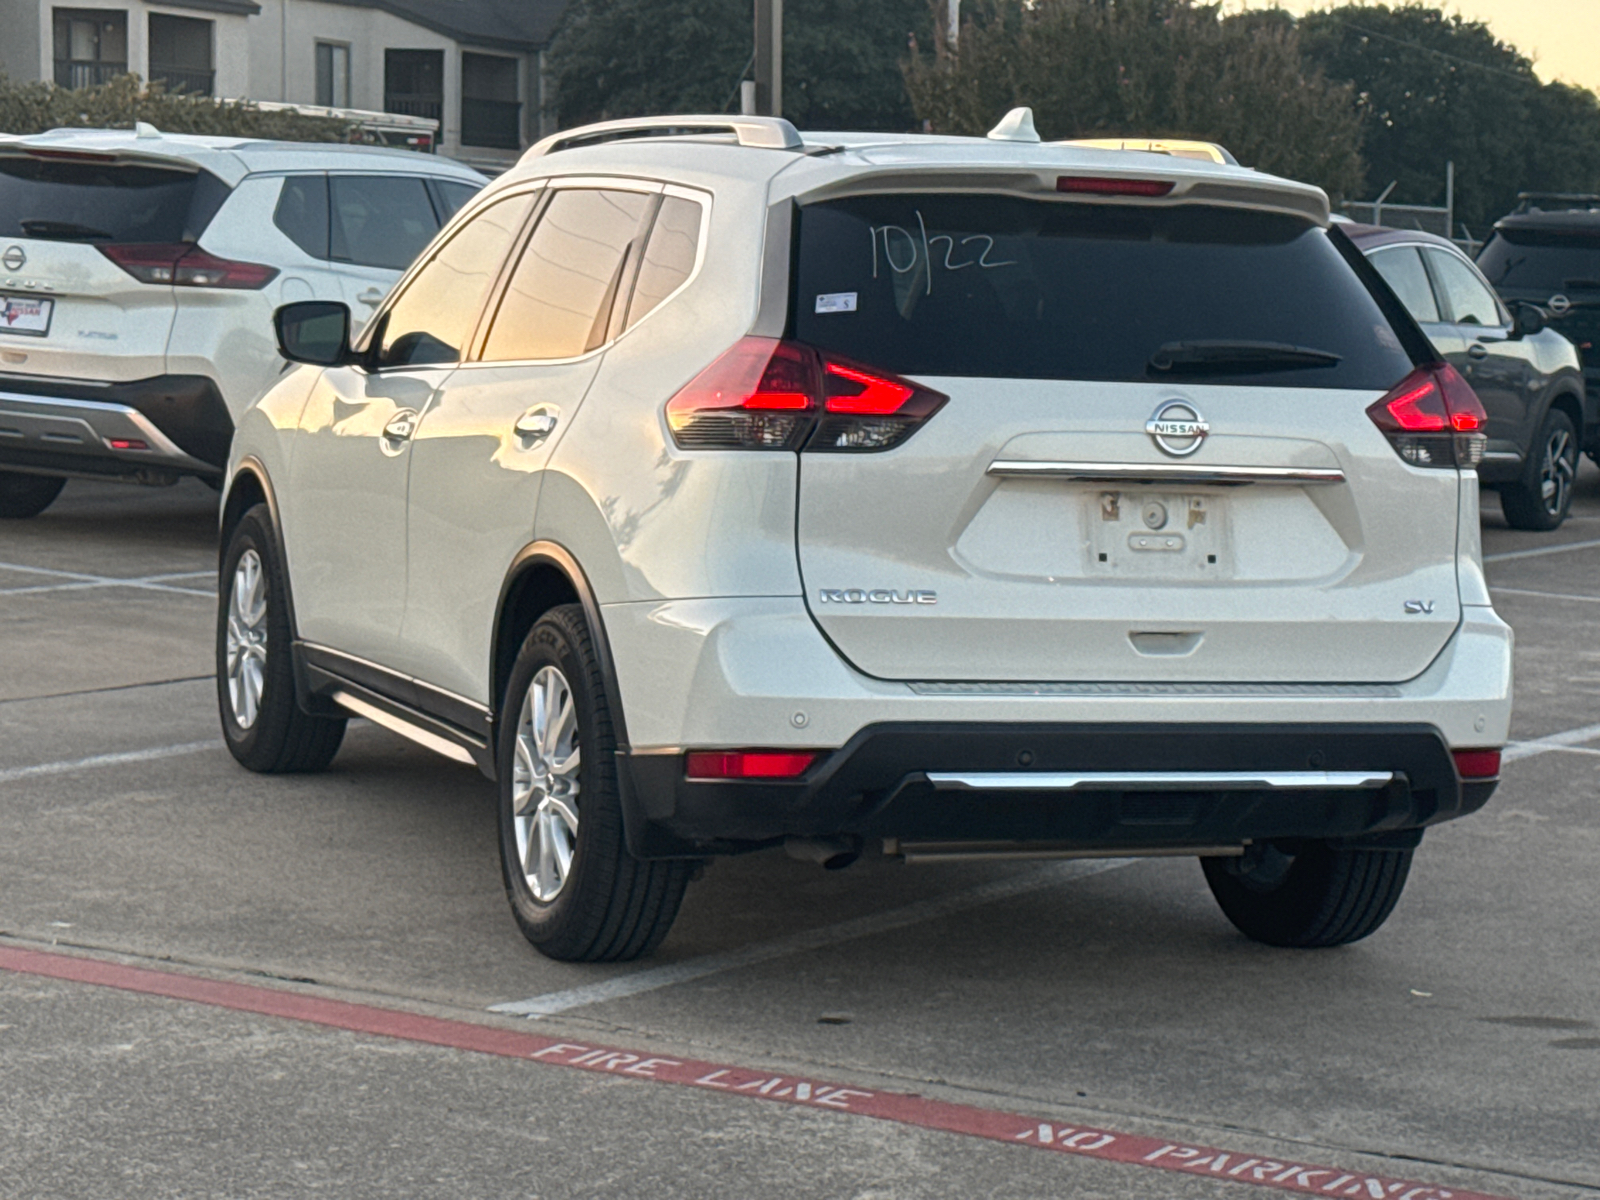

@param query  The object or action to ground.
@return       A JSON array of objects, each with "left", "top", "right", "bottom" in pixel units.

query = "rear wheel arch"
[
  {"left": 492, "top": 543, "right": 628, "bottom": 747},
  {"left": 1547, "top": 388, "right": 1585, "bottom": 442},
  {"left": 220, "top": 459, "right": 303, "bottom": 649}
]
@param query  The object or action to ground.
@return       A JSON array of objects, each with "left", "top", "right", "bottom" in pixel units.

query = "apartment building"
[{"left": 0, "top": 0, "right": 567, "bottom": 168}]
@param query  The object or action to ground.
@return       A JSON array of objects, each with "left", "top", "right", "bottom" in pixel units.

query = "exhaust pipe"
[{"left": 785, "top": 836, "right": 861, "bottom": 870}]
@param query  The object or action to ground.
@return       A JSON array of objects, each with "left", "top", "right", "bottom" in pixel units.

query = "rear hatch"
[
  {"left": 1479, "top": 224, "right": 1600, "bottom": 385},
  {"left": 790, "top": 191, "right": 1459, "bottom": 684},
  {"left": 0, "top": 151, "right": 227, "bottom": 381}
]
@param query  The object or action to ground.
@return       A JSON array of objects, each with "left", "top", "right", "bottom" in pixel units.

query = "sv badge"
[{"left": 1403, "top": 600, "right": 1436, "bottom": 615}]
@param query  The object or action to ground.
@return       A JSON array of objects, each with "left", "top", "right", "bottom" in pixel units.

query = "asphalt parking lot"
[{"left": 2, "top": 470, "right": 1598, "bottom": 1200}]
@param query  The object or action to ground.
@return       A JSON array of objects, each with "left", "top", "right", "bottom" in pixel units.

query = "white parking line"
[
  {"left": 1490, "top": 586, "right": 1600, "bottom": 605},
  {"left": 1503, "top": 721, "right": 1600, "bottom": 763},
  {"left": 491, "top": 858, "right": 1136, "bottom": 1018},
  {"left": 0, "top": 740, "right": 221, "bottom": 784},
  {"left": 1483, "top": 537, "right": 1600, "bottom": 563},
  {"left": 0, "top": 560, "right": 213, "bottom": 598}
]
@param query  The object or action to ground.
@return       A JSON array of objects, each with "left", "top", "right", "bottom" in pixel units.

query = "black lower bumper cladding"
[
  {"left": 620, "top": 723, "right": 1494, "bottom": 858},
  {"left": 0, "top": 372, "right": 232, "bottom": 473}
]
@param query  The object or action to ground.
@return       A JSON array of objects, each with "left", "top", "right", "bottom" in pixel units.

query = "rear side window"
[
  {"left": 625, "top": 194, "right": 702, "bottom": 330},
  {"left": 480, "top": 188, "right": 651, "bottom": 362},
  {"left": 1368, "top": 246, "right": 1440, "bottom": 324},
  {"left": 432, "top": 180, "right": 481, "bottom": 221},
  {"left": 330, "top": 175, "right": 439, "bottom": 271},
  {"left": 0, "top": 156, "right": 227, "bottom": 243},
  {"left": 794, "top": 195, "right": 1414, "bottom": 389},
  {"left": 274, "top": 174, "right": 329, "bottom": 259},
  {"left": 1479, "top": 228, "right": 1600, "bottom": 292}
]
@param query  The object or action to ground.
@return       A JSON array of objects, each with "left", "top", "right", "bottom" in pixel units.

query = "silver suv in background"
[
  {"left": 0, "top": 126, "right": 483, "bottom": 517},
  {"left": 218, "top": 113, "right": 1512, "bottom": 963}
]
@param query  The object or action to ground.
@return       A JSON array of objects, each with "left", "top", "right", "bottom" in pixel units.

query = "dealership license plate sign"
[{"left": 0, "top": 294, "right": 52, "bottom": 336}]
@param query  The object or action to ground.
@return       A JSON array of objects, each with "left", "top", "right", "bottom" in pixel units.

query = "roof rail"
[
  {"left": 1513, "top": 191, "right": 1600, "bottom": 214},
  {"left": 526, "top": 115, "right": 804, "bottom": 159}
]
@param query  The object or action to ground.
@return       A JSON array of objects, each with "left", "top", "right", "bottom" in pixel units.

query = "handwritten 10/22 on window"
[{"left": 869, "top": 211, "right": 1018, "bottom": 295}]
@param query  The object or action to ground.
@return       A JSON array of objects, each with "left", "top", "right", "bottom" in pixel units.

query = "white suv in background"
[
  {"left": 0, "top": 125, "right": 483, "bottom": 517},
  {"left": 219, "top": 112, "right": 1512, "bottom": 963}
]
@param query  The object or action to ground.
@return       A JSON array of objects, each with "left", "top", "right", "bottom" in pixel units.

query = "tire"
[
  {"left": 1201, "top": 840, "right": 1413, "bottom": 948},
  {"left": 0, "top": 471, "right": 64, "bottom": 518},
  {"left": 498, "top": 603, "right": 691, "bottom": 962},
  {"left": 1500, "top": 408, "right": 1578, "bottom": 531},
  {"left": 217, "top": 504, "right": 346, "bottom": 773}
]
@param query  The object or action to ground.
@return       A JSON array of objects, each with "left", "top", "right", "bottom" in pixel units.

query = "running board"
[
  {"left": 883, "top": 840, "right": 1247, "bottom": 864},
  {"left": 926, "top": 770, "right": 1394, "bottom": 792},
  {"left": 330, "top": 690, "right": 477, "bottom": 766}
]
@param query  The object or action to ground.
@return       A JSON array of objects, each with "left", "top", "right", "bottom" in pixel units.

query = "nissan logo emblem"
[
  {"left": 1549, "top": 293, "right": 1572, "bottom": 315},
  {"left": 1, "top": 246, "right": 24, "bottom": 271},
  {"left": 1145, "top": 400, "right": 1210, "bottom": 457}
]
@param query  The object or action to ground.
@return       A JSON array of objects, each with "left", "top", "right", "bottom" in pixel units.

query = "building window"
[
  {"left": 315, "top": 42, "right": 350, "bottom": 108},
  {"left": 52, "top": 9, "right": 127, "bottom": 89},
  {"left": 384, "top": 49, "right": 443, "bottom": 123},
  {"left": 460, "top": 53, "right": 520, "bottom": 150},
  {"left": 148, "top": 13, "right": 213, "bottom": 95}
]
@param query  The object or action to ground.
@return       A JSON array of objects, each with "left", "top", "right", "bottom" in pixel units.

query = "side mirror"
[
  {"left": 275, "top": 300, "right": 352, "bottom": 366},
  {"left": 1512, "top": 302, "right": 1545, "bottom": 339}
]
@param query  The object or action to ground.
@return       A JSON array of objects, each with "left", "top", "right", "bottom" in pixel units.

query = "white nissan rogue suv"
[
  {"left": 0, "top": 126, "right": 483, "bottom": 517},
  {"left": 217, "top": 112, "right": 1513, "bottom": 963}
]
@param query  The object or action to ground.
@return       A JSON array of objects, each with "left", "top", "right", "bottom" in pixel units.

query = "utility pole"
[
  {"left": 753, "top": 0, "right": 782, "bottom": 117},
  {"left": 948, "top": 0, "right": 960, "bottom": 50}
]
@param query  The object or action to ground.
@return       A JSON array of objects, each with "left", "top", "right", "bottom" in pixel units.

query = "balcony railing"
[
  {"left": 54, "top": 60, "right": 126, "bottom": 89},
  {"left": 384, "top": 93, "right": 443, "bottom": 122},
  {"left": 461, "top": 97, "right": 522, "bottom": 150},
  {"left": 150, "top": 65, "right": 214, "bottom": 95}
]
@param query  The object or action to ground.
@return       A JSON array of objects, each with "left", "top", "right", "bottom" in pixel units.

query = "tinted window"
[
  {"left": 625, "top": 194, "right": 701, "bottom": 330},
  {"left": 330, "top": 175, "right": 438, "bottom": 271},
  {"left": 1479, "top": 228, "right": 1600, "bottom": 292},
  {"left": 374, "top": 192, "right": 534, "bottom": 368},
  {"left": 481, "top": 188, "right": 650, "bottom": 362},
  {"left": 1368, "top": 246, "right": 1440, "bottom": 324},
  {"left": 273, "top": 174, "right": 328, "bottom": 258},
  {"left": 794, "top": 196, "right": 1414, "bottom": 389},
  {"left": 0, "top": 157, "right": 224, "bottom": 242},
  {"left": 434, "top": 180, "right": 480, "bottom": 221},
  {"left": 1426, "top": 249, "right": 1503, "bottom": 326}
]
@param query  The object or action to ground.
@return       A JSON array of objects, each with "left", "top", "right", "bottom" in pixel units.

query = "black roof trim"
[{"left": 312, "top": 0, "right": 567, "bottom": 51}]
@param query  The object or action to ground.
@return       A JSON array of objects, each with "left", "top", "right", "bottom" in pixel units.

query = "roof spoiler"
[{"left": 525, "top": 115, "right": 804, "bottom": 160}]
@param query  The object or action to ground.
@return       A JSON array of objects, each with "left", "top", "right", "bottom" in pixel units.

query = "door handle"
[
  {"left": 1468, "top": 342, "right": 1489, "bottom": 359},
  {"left": 382, "top": 410, "right": 419, "bottom": 442},
  {"left": 514, "top": 408, "right": 559, "bottom": 441},
  {"left": 357, "top": 287, "right": 385, "bottom": 308}
]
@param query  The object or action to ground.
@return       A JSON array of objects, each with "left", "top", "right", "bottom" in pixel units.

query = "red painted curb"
[{"left": 0, "top": 944, "right": 1512, "bottom": 1200}]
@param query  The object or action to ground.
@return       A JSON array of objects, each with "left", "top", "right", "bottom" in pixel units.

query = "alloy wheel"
[
  {"left": 224, "top": 549, "right": 269, "bottom": 729},
  {"left": 1540, "top": 425, "right": 1576, "bottom": 516},
  {"left": 512, "top": 665, "right": 582, "bottom": 902}
]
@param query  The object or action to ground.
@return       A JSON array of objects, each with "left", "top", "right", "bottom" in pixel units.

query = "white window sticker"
[{"left": 815, "top": 291, "right": 857, "bottom": 314}]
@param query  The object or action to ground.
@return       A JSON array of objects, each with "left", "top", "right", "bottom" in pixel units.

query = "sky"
[{"left": 1224, "top": 1, "right": 1600, "bottom": 93}]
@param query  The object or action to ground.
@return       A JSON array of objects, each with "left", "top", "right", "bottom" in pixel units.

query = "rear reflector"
[
  {"left": 665, "top": 337, "right": 946, "bottom": 452},
  {"left": 1452, "top": 749, "right": 1501, "bottom": 779},
  {"left": 1366, "top": 364, "right": 1487, "bottom": 468},
  {"left": 99, "top": 243, "right": 279, "bottom": 290},
  {"left": 684, "top": 750, "right": 820, "bottom": 780},
  {"left": 1057, "top": 176, "right": 1175, "bottom": 198}
]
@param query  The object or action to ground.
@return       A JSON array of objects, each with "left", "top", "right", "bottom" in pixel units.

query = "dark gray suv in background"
[{"left": 1349, "top": 222, "right": 1588, "bottom": 530}]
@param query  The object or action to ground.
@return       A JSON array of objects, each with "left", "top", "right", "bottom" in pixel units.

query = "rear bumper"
[
  {"left": 0, "top": 373, "right": 232, "bottom": 481},
  {"left": 621, "top": 723, "right": 1494, "bottom": 856}
]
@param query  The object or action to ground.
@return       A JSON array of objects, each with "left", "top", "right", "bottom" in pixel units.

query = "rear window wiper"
[
  {"left": 1149, "top": 340, "right": 1342, "bottom": 373},
  {"left": 18, "top": 219, "right": 115, "bottom": 241}
]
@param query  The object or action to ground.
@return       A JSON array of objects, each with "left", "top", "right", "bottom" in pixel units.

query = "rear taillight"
[
  {"left": 99, "top": 243, "right": 279, "bottom": 290},
  {"left": 1365, "top": 364, "right": 1487, "bottom": 469},
  {"left": 665, "top": 336, "right": 946, "bottom": 452},
  {"left": 684, "top": 750, "right": 820, "bottom": 780},
  {"left": 1453, "top": 749, "right": 1501, "bottom": 779}
]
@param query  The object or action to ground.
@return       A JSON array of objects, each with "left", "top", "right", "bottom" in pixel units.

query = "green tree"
[
  {"left": 0, "top": 73, "right": 352, "bottom": 141},
  {"left": 903, "top": 0, "right": 1365, "bottom": 201},
  {"left": 549, "top": 0, "right": 931, "bottom": 131},
  {"left": 1297, "top": 4, "right": 1600, "bottom": 230}
]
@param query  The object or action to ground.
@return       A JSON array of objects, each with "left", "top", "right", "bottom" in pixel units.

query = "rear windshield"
[
  {"left": 0, "top": 156, "right": 227, "bottom": 243},
  {"left": 793, "top": 195, "right": 1414, "bottom": 389},
  {"left": 1478, "top": 228, "right": 1600, "bottom": 293}
]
